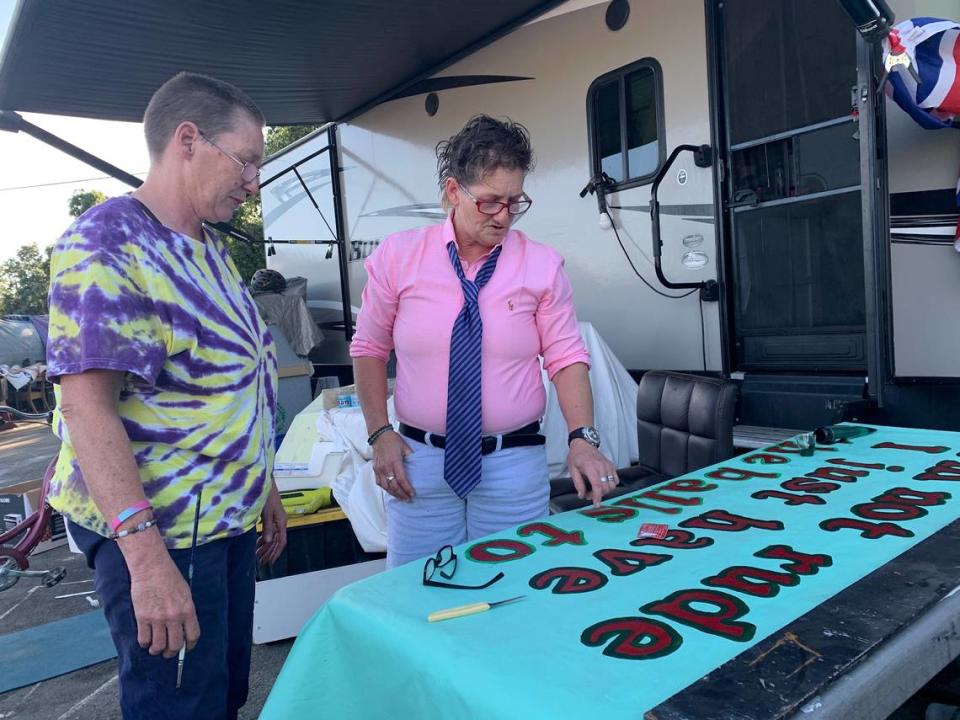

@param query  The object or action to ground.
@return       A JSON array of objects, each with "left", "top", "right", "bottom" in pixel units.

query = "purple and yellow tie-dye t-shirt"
[{"left": 46, "top": 196, "right": 278, "bottom": 549}]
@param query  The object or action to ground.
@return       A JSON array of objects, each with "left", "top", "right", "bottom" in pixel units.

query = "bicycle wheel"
[{"left": 0, "top": 557, "right": 19, "bottom": 591}]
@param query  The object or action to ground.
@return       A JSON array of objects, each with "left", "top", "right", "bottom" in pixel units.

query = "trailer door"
[{"left": 718, "top": 0, "right": 867, "bottom": 373}]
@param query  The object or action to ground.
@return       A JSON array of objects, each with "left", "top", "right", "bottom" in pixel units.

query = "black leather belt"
[{"left": 398, "top": 421, "right": 544, "bottom": 455}]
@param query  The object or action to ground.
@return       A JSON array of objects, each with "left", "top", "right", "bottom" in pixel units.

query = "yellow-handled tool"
[{"left": 427, "top": 595, "right": 526, "bottom": 622}]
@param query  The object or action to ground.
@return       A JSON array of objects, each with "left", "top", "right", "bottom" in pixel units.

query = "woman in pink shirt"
[{"left": 351, "top": 115, "right": 618, "bottom": 568}]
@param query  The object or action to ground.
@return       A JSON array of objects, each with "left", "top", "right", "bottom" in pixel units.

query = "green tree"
[
  {"left": 0, "top": 187, "right": 104, "bottom": 317},
  {"left": 227, "top": 195, "right": 267, "bottom": 283},
  {"left": 0, "top": 125, "right": 320, "bottom": 317},
  {"left": 0, "top": 243, "right": 52, "bottom": 315},
  {"left": 68, "top": 188, "right": 108, "bottom": 218},
  {"left": 265, "top": 125, "right": 321, "bottom": 157},
  {"left": 226, "top": 124, "right": 321, "bottom": 282}
]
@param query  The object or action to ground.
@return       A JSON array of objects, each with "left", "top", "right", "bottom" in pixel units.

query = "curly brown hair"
[{"left": 436, "top": 115, "right": 535, "bottom": 197}]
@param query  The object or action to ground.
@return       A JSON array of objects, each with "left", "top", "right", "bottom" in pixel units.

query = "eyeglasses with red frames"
[
  {"left": 458, "top": 183, "right": 532, "bottom": 216},
  {"left": 199, "top": 131, "right": 261, "bottom": 184}
]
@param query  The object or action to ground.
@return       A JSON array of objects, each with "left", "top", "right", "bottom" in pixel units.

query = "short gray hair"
[{"left": 143, "top": 72, "right": 265, "bottom": 158}]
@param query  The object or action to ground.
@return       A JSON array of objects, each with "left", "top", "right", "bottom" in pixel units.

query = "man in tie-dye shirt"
[{"left": 46, "top": 72, "right": 286, "bottom": 720}]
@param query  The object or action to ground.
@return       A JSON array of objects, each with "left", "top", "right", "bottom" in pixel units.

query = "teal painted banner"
[{"left": 261, "top": 424, "right": 960, "bottom": 719}]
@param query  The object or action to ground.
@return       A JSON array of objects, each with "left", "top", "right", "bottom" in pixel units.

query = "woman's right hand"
[{"left": 373, "top": 431, "right": 415, "bottom": 501}]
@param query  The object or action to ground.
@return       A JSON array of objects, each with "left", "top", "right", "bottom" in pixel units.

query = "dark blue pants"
[{"left": 69, "top": 521, "right": 257, "bottom": 720}]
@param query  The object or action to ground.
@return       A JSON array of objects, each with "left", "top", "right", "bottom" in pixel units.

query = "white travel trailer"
[{"left": 260, "top": 0, "right": 960, "bottom": 437}]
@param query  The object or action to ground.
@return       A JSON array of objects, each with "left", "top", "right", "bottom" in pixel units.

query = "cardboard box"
[
  {"left": 320, "top": 380, "right": 394, "bottom": 411},
  {"left": 321, "top": 384, "right": 357, "bottom": 411},
  {"left": 0, "top": 478, "right": 67, "bottom": 554},
  {"left": 33, "top": 516, "right": 67, "bottom": 554},
  {"left": 0, "top": 479, "right": 41, "bottom": 524}
]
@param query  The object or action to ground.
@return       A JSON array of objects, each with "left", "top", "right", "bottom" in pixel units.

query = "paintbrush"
[
  {"left": 177, "top": 490, "right": 202, "bottom": 689},
  {"left": 427, "top": 595, "right": 525, "bottom": 622}
]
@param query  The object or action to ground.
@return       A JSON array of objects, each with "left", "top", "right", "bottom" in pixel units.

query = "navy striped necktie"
[{"left": 444, "top": 240, "right": 502, "bottom": 498}]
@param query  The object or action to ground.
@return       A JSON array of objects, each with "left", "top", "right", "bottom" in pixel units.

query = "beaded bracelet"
[
  {"left": 111, "top": 500, "right": 153, "bottom": 533},
  {"left": 111, "top": 519, "right": 157, "bottom": 540},
  {"left": 367, "top": 423, "right": 394, "bottom": 447}
]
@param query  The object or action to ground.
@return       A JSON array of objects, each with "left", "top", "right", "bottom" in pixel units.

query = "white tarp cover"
[{"left": 277, "top": 322, "right": 639, "bottom": 552}]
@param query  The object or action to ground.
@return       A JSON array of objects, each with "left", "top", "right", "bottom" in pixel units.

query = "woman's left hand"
[
  {"left": 257, "top": 480, "right": 288, "bottom": 565},
  {"left": 565, "top": 440, "right": 619, "bottom": 508}
]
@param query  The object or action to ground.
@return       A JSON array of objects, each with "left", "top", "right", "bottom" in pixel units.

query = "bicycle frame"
[
  {"left": 0, "top": 405, "right": 65, "bottom": 590},
  {"left": 0, "top": 457, "right": 57, "bottom": 570}
]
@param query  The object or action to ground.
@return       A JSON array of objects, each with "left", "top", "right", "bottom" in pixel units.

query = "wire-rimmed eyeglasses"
[
  {"left": 458, "top": 184, "right": 532, "bottom": 216},
  {"left": 199, "top": 131, "right": 261, "bottom": 184},
  {"left": 422, "top": 545, "right": 504, "bottom": 590}
]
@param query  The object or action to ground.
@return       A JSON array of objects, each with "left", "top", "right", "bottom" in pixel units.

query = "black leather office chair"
[{"left": 549, "top": 370, "right": 738, "bottom": 513}]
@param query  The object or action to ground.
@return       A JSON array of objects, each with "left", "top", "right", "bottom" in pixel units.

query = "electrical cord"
[
  {"left": 609, "top": 216, "right": 698, "bottom": 299},
  {"left": 608, "top": 211, "right": 707, "bottom": 370}
]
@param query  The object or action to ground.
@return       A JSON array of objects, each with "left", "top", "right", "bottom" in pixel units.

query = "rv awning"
[{"left": 0, "top": 0, "right": 563, "bottom": 125}]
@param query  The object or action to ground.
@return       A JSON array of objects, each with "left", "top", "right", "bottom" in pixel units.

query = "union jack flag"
[{"left": 884, "top": 18, "right": 960, "bottom": 245}]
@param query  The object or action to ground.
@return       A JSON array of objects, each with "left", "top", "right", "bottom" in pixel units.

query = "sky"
[{"left": 0, "top": 0, "right": 151, "bottom": 262}]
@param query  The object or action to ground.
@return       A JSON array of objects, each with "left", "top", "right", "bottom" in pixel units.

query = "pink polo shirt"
[{"left": 350, "top": 216, "right": 590, "bottom": 435}]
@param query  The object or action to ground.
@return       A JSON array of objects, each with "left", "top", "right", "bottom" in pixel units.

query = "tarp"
[
  {"left": 0, "top": 315, "right": 46, "bottom": 367},
  {"left": 542, "top": 322, "right": 639, "bottom": 479},
  {"left": 319, "top": 322, "right": 638, "bottom": 553},
  {"left": 261, "top": 423, "right": 960, "bottom": 719},
  {"left": 0, "top": 1, "right": 563, "bottom": 124},
  {"left": 252, "top": 278, "right": 324, "bottom": 357}
]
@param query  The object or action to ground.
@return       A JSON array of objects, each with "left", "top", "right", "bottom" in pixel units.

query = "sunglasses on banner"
[{"left": 422, "top": 545, "right": 504, "bottom": 590}]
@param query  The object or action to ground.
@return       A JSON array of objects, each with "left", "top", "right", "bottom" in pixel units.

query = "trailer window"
[{"left": 587, "top": 59, "right": 664, "bottom": 188}]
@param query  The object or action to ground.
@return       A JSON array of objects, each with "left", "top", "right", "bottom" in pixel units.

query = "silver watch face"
[{"left": 581, "top": 426, "right": 600, "bottom": 446}]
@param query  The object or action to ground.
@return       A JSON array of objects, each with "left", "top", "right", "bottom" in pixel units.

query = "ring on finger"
[{"left": 385, "top": 475, "right": 396, "bottom": 483}]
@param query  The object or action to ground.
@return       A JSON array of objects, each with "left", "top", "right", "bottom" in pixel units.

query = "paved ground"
[
  {"left": 0, "top": 543, "right": 293, "bottom": 719},
  {"left": 0, "top": 420, "right": 293, "bottom": 719},
  {"left": 0, "top": 421, "right": 60, "bottom": 490}
]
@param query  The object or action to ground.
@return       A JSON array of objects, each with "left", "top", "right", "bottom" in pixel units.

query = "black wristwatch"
[{"left": 568, "top": 426, "right": 601, "bottom": 448}]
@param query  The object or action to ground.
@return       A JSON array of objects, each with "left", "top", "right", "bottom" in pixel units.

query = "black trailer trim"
[
  {"left": 729, "top": 116, "right": 855, "bottom": 152},
  {"left": 389, "top": 74, "right": 533, "bottom": 100},
  {"left": 890, "top": 189, "right": 959, "bottom": 217},
  {"left": 856, "top": 34, "right": 892, "bottom": 405},
  {"left": 585, "top": 57, "right": 667, "bottom": 192},
  {"left": 648, "top": 516, "right": 960, "bottom": 720},
  {"left": 731, "top": 185, "right": 861, "bottom": 213},
  {"left": 705, "top": 0, "right": 734, "bottom": 376},
  {"left": 327, "top": 125, "right": 354, "bottom": 342}
]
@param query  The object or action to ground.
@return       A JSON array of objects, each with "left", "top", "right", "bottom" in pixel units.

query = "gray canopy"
[{"left": 0, "top": 1, "right": 562, "bottom": 124}]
